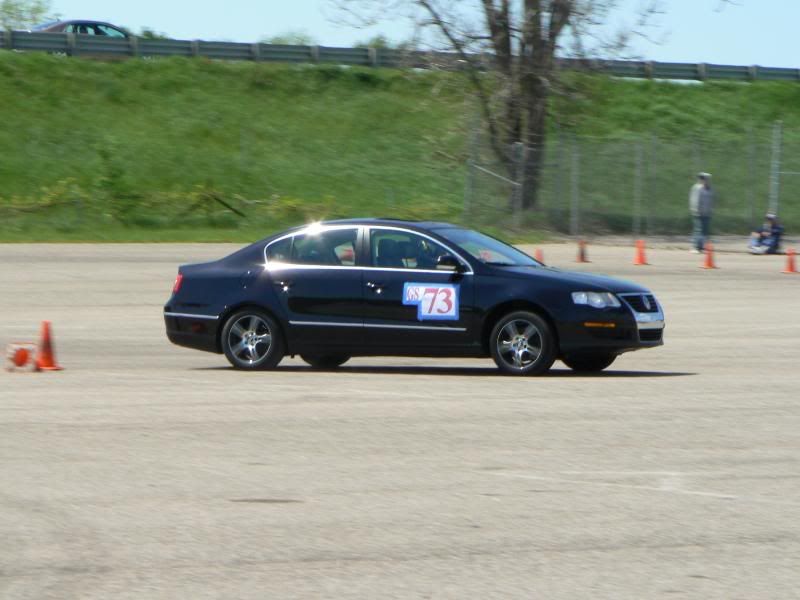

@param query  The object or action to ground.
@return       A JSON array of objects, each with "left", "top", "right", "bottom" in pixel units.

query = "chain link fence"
[{"left": 464, "top": 123, "right": 800, "bottom": 238}]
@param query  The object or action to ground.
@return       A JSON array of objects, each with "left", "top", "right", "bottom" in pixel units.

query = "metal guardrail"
[{"left": 1, "top": 29, "right": 799, "bottom": 82}]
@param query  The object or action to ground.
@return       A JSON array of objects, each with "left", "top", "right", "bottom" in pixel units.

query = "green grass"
[
  {"left": 1, "top": 52, "right": 799, "bottom": 242},
  {"left": 0, "top": 53, "right": 470, "bottom": 241},
  {"left": 552, "top": 73, "right": 800, "bottom": 136}
]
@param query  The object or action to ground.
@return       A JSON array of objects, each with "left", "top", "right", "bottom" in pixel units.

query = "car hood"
[{"left": 491, "top": 266, "right": 650, "bottom": 293}]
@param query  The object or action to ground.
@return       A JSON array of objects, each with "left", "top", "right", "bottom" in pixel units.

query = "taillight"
[{"left": 172, "top": 273, "right": 184, "bottom": 294}]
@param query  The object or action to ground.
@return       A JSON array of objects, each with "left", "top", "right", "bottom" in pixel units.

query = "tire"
[
  {"left": 221, "top": 309, "right": 284, "bottom": 370},
  {"left": 300, "top": 354, "right": 350, "bottom": 369},
  {"left": 562, "top": 353, "right": 616, "bottom": 373},
  {"left": 490, "top": 311, "right": 557, "bottom": 376}
]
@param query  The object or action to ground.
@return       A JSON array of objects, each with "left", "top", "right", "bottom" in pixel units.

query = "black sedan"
[{"left": 164, "top": 219, "right": 664, "bottom": 375}]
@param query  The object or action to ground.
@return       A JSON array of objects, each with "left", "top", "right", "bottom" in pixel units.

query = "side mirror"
[{"left": 437, "top": 254, "right": 464, "bottom": 272}]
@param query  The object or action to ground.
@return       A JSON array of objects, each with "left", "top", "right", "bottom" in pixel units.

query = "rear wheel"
[
  {"left": 221, "top": 309, "right": 284, "bottom": 370},
  {"left": 562, "top": 352, "right": 616, "bottom": 373},
  {"left": 490, "top": 311, "right": 557, "bottom": 376},
  {"left": 300, "top": 354, "right": 350, "bottom": 369}
]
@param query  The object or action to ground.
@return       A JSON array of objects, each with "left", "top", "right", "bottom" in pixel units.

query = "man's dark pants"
[{"left": 692, "top": 215, "right": 711, "bottom": 251}]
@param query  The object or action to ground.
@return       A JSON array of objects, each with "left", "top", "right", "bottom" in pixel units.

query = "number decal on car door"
[{"left": 403, "top": 283, "right": 459, "bottom": 321}]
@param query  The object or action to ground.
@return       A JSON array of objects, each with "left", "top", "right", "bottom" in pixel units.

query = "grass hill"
[{"left": 1, "top": 51, "right": 799, "bottom": 241}]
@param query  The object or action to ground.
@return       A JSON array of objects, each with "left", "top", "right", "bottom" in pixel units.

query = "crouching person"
[{"left": 749, "top": 213, "right": 784, "bottom": 254}]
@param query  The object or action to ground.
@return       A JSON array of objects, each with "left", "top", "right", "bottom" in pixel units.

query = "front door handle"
[{"left": 366, "top": 281, "right": 385, "bottom": 295}]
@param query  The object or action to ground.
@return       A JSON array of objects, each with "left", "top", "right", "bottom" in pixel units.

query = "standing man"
[{"left": 689, "top": 172, "right": 714, "bottom": 253}]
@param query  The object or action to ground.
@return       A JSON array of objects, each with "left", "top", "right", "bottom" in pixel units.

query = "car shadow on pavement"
[
  {"left": 547, "top": 368, "right": 696, "bottom": 378},
  {"left": 193, "top": 365, "right": 696, "bottom": 378}
]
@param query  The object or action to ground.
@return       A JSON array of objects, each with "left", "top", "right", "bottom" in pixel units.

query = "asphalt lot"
[{"left": 1, "top": 241, "right": 799, "bottom": 599}]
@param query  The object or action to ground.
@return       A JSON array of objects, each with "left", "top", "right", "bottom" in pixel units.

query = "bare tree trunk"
[
  {"left": 416, "top": 0, "right": 571, "bottom": 211},
  {"left": 516, "top": 48, "right": 550, "bottom": 209},
  {"left": 337, "top": 0, "right": 662, "bottom": 214},
  {"left": 520, "top": 136, "right": 544, "bottom": 210}
]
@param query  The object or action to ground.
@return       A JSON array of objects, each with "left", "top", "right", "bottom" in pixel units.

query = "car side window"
[
  {"left": 267, "top": 228, "right": 358, "bottom": 266},
  {"left": 331, "top": 238, "right": 357, "bottom": 266},
  {"left": 97, "top": 25, "right": 126, "bottom": 37},
  {"left": 370, "top": 229, "right": 449, "bottom": 270},
  {"left": 292, "top": 229, "right": 357, "bottom": 266},
  {"left": 265, "top": 237, "right": 292, "bottom": 263}
]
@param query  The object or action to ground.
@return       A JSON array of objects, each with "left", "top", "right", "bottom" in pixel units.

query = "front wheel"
[
  {"left": 562, "top": 352, "right": 616, "bottom": 373},
  {"left": 490, "top": 311, "right": 557, "bottom": 376},
  {"left": 221, "top": 309, "right": 284, "bottom": 370},
  {"left": 300, "top": 355, "right": 350, "bottom": 369}
]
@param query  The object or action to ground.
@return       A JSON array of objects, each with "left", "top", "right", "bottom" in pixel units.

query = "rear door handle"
[{"left": 274, "top": 280, "right": 294, "bottom": 292}]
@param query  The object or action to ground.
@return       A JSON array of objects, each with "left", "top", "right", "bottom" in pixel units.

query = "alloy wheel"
[
  {"left": 495, "top": 318, "right": 543, "bottom": 370},
  {"left": 222, "top": 310, "right": 283, "bottom": 370}
]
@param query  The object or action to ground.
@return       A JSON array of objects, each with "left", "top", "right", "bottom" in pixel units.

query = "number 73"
[{"left": 422, "top": 287, "right": 454, "bottom": 315}]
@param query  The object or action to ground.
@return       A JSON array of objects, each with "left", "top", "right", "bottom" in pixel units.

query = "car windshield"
[{"left": 436, "top": 228, "right": 540, "bottom": 267}]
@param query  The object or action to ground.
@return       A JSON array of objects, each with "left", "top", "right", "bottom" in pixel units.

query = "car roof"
[
  {"left": 249, "top": 218, "right": 466, "bottom": 250},
  {"left": 320, "top": 218, "right": 462, "bottom": 231},
  {"left": 34, "top": 20, "right": 121, "bottom": 29}
]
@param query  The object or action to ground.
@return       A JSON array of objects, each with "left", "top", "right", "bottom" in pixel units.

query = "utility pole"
[
  {"left": 768, "top": 121, "right": 783, "bottom": 215},
  {"left": 570, "top": 136, "right": 580, "bottom": 237}
]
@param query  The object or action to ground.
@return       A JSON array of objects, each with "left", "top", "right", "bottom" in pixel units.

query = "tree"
[
  {"left": 262, "top": 30, "right": 317, "bottom": 46},
  {"left": 333, "top": 0, "right": 665, "bottom": 209},
  {"left": 354, "top": 33, "right": 418, "bottom": 51},
  {"left": 138, "top": 27, "right": 169, "bottom": 40},
  {"left": 0, "top": 0, "right": 54, "bottom": 30},
  {"left": 354, "top": 34, "right": 392, "bottom": 48}
]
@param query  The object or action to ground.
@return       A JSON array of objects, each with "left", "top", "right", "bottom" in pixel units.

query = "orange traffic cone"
[
  {"left": 633, "top": 239, "right": 648, "bottom": 266},
  {"left": 576, "top": 240, "right": 590, "bottom": 263},
  {"left": 783, "top": 248, "right": 798, "bottom": 274},
  {"left": 701, "top": 242, "right": 718, "bottom": 269},
  {"left": 35, "top": 321, "right": 63, "bottom": 371},
  {"left": 535, "top": 248, "right": 545, "bottom": 264}
]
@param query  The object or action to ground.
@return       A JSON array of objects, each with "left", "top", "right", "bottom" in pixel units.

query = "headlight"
[{"left": 571, "top": 291, "right": 621, "bottom": 309}]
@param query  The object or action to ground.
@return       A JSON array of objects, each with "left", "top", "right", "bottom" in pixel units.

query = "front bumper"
[
  {"left": 619, "top": 292, "right": 665, "bottom": 346},
  {"left": 558, "top": 293, "right": 665, "bottom": 354}
]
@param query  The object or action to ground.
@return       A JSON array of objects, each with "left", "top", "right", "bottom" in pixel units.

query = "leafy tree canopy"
[
  {"left": 262, "top": 30, "right": 317, "bottom": 46},
  {"left": 0, "top": 0, "right": 55, "bottom": 30}
]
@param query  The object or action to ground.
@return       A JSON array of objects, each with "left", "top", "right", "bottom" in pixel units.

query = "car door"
[
  {"left": 265, "top": 225, "right": 364, "bottom": 347},
  {"left": 361, "top": 227, "right": 475, "bottom": 349}
]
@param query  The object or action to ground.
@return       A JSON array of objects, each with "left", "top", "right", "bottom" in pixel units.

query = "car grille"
[
  {"left": 639, "top": 329, "right": 663, "bottom": 342},
  {"left": 622, "top": 294, "right": 659, "bottom": 313}
]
